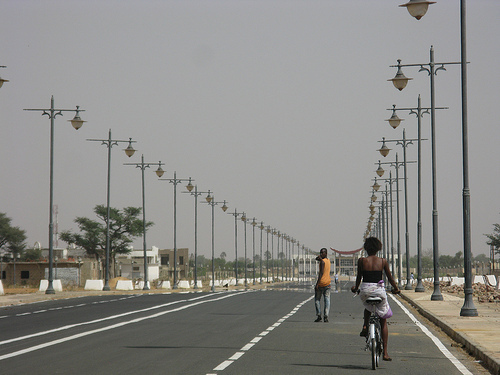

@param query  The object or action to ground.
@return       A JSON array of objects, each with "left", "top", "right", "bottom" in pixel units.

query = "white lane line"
[
  {"left": 389, "top": 294, "right": 473, "bottom": 375},
  {"left": 209, "top": 295, "right": 314, "bottom": 373},
  {"left": 0, "top": 292, "right": 225, "bottom": 347},
  {"left": 0, "top": 291, "right": 248, "bottom": 361}
]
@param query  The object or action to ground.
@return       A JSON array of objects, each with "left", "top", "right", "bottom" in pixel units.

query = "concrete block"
[
  {"left": 178, "top": 280, "right": 190, "bottom": 289},
  {"left": 229, "top": 279, "right": 236, "bottom": 286},
  {"left": 195, "top": 280, "right": 203, "bottom": 288},
  {"left": 135, "top": 281, "right": 150, "bottom": 289},
  {"left": 39, "top": 279, "right": 63, "bottom": 292},
  {"left": 116, "top": 280, "right": 134, "bottom": 290},
  {"left": 158, "top": 280, "right": 171, "bottom": 289},
  {"left": 0, "top": 280, "right": 4, "bottom": 295},
  {"left": 237, "top": 279, "right": 245, "bottom": 285},
  {"left": 485, "top": 275, "right": 497, "bottom": 286},
  {"left": 473, "top": 275, "right": 485, "bottom": 284},
  {"left": 84, "top": 279, "right": 104, "bottom": 290},
  {"left": 451, "top": 277, "right": 465, "bottom": 286}
]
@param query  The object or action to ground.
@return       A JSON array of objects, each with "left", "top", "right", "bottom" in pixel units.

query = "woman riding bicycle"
[{"left": 351, "top": 236, "right": 400, "bottom": 361}]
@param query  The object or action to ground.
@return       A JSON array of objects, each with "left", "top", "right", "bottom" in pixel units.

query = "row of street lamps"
[
  {"left": 23, "top": 94, "right": 313, "bottom": 294},
  {"left": 366, "top": 0, "right": 477, "bottom": 317}
]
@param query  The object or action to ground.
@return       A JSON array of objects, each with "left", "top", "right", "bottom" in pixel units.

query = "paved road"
[{"left": 0, "top": 284, "right": 489, "bottom": 374}]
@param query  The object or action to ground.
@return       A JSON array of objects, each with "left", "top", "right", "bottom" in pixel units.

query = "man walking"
[{"left": 314, "top": 248, "right": 331, "bottom": 322}]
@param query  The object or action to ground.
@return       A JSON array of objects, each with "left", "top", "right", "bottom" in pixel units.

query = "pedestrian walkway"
[{"left": 400, "top": 289, "right": 500, "bottom": 375}]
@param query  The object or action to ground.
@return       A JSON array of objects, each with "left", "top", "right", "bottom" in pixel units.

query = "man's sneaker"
[
  {"left": 314, "top": 316, "right": 322, "bottom": 322},
  {"left": 324, "top": 316, "right": 329, "bottom": 323}
]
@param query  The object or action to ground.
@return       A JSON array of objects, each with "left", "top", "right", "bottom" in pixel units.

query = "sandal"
[
  {"left": 383, "top": 356, "right": 392, "bottom": 361},
  {"left": 359, "top": 326, "right": 368, "bottom": 337}
]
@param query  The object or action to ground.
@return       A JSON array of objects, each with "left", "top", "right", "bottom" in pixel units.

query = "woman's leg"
[{"left": 380, "top": 318, "right": 391, "bottom": 360}]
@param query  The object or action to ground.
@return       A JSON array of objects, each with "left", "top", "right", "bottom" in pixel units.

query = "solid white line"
[
  {"left": 389, "top": 294, "right": 473, "bottom": 375},
  {"left": 0, "top": 292, "right": 242, "bottom": 345}
]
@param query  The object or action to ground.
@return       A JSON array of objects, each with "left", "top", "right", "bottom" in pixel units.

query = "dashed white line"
[{"left": 208, "top": 295, "right": 313, "bottom": 373}]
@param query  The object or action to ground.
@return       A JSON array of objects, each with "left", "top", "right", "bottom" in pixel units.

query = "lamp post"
[
  {"left": 159, "top": 171, "right": 193, "bottom": 289},
  {"left": 259, "top": 222, "right": 264, "bottom": 284},
  {"left": 0, "top": 65, "right": 8, "bottom": 88},
  {"left": 228, "top": 209, "right": 243, "bottom": 285},
  {"left": 25, "top": 96, "right": 85, "bottom": 294},
  {"left": 378, "top": 155, "right": 413, "bottom": 288},
  {"left": 389, "top": 48, "right": 459, "bottom": 300},
  {"left": 266, "top": 226, "right": 271, "bottom": 282},
  {"left": 386, "top": 98, "right": 444, "bottom": 291},
  {"left": 378, "top": 130, "right": 418, "bottom": 289},
  {"left": 203, "top": 191, "right": 228, "bottom": 292},
  {"left": 251, "top": 218, "right": 257, "bottom": 285},
  {"left": 399, "top": 0, "right": 477, "bottom": 318},
  {"left": 183, "top": 182, "right": 201, "bottom": 289},
  {"left": 124, "top": 155, "right": 164, "bottom": 290},
  {"left": 87, "top": 130, "right": 136, "bottom": 291}
]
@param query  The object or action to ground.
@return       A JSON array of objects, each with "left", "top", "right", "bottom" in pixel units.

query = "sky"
[{"left": 1, "top": 0, "right": 499, "bottom": 262}]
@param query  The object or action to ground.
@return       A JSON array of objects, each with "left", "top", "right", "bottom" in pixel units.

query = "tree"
[
  {"left": 60, "top": 205, "right": 153, "bottom": 276},
  {"left": 485, "top": 222, "right": 500, "bottom": 254},
  {"left": 220, "top": 251, "right": 227, "bottom": 260},
  {"left": 0, "top": 213, "right": 27, "bottom": 260}
]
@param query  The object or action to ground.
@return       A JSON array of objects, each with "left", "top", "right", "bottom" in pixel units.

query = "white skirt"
[{"left": 359, "top": 280, "right": 393, "bottom": 319}]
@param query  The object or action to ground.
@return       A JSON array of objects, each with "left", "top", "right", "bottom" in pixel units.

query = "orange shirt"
[{"left": 318, "top": 258, "right": 331, "bottom": 287}]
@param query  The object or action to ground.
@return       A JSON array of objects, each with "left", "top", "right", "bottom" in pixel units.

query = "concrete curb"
[{"left": 400, "top": 293, "right": 500, "bottom": 375}]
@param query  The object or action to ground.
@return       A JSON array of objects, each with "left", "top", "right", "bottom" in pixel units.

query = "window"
[
  {"left": 161, "top": 256, "right": 169, "bottom": 265},
  {"left": 21, "top": 271, "right": 30, "bottom": 279},
  {"left": 179, "top": 256, "right": 184, "bottom": 265}
]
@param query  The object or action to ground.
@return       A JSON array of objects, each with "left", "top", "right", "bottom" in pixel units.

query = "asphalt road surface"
[{"left": 0, "top": 283, "right": 489, "bottom": 374}]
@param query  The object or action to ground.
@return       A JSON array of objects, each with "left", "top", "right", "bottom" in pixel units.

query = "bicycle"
[{"left": 354, "top": 292, "right": 383, "bottom": 370}]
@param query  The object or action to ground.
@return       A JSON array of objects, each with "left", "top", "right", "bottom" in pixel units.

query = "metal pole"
[
  {"left": 141, "top": 155, "right": 149, "bottom": 290},
  {"left": 395, "top": 153, "right": 403, "bottom": 289},
  {"left": 415, "top": 96, "right": 425, "bottom": 292},
  {"left": 429, "top": 46, "right": 443, "bottom": 300},
  {"left": 389, "top": 171, "right": 395, "bottom": 279},
  {"left": 173, "top": 172, "right": 178, "bottom": 289},
  {"left": 266, "top": 227, "right": 270, "bottom": 282},
  {"left": 403, "top": 130, "right": 412, "bottom": 290},
  {"left": 47, "top": 97, "right": 55, "bottom": 294},
  {"left": 194, "top": 186, "right": 199, "bottom": 289},
  {"left": 211, "top": 198, "right": 215, "bottom": 292},
  {"left": 460, "top": 0, "right": 477, "bottom": 316},
  {"left": 243, "top": 215, "right": 248, "bottom": 287},
  {"left": 103, "top": 129, "right": 112, "bottom": 291},
  {"left": 259, "top": 222, "right": 264, "bottom": 284},
  {"left": 252, "top": 219, "right": 256, "bottom": 285}
]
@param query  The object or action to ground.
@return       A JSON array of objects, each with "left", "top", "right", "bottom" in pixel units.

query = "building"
[
  {"left": 158, "top": 248, "right": 190, "bottom": 281},
  {"left": 117, "top": 246, "right": 160, "bottom": 282}
]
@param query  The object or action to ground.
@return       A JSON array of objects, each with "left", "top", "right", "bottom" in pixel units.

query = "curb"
[{"left": 399, "top": 293, "right": 500, "bottom": 375}]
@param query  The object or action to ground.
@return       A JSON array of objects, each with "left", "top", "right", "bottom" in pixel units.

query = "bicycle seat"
[{"left": 365, "top": 296, "right": 383, "bottom": 305}]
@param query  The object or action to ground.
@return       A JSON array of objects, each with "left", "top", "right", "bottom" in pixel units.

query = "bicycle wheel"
[
  {"left": 371, "top": 337, "right": 377, "bottom": 370},
  {"left": 375, "top": 322, "right": 382, "bottom": 367}
]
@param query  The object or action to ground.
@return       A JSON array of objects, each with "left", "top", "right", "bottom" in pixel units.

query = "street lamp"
[
  {"left": 124, "top": 155, "right": 164, "bottom": 290},
  {"left": 251, "top": 218, "right": 257, "bottom": 285},
  {"left": 389, "top": 48, "right": 459, "bottom": 300},
  {"left": 386, "top": 97, "right": 443, "bottom": 292},
  {"left": 266, "top": 226, "right": 271, "bottom": 282},
  {"left": 183, "top": 181, "right": 202, "bottom": 289},
  {"left": 159, "top": 172, "right": 193, "bottom": 289},
  {"left": 87, "top": 130, "right": 136, "bottom": 291},
  {"left": 25, "top": 96, "right": 86, "bottom": 294},
  {"left": 228, "top": 209, "right": 243, "bottom": 285},
  {"left": 378, "top": 130, "right": 417, "bottom": 289},
  {"left": 203, "top": 191, "right": 228, "bottom": 292},
  {"left": 241, "top": 212, "right": 249, "bottom": 287},
  {"left": 0, "top": 65, "right": 8, "bottom": 88},
  {"left": 259, "top": 222, "right": 265, "bottom": 284},
  {"left": 399, "top": 0, "right": 435, "bottom": 20},
  {"left": 400, "top": 0, "right": 476, "bottom": 319}
]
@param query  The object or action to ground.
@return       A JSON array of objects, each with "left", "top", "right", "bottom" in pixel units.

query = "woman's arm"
[{"left": 351, "top": 257, "right": 364, "bottom": 292}]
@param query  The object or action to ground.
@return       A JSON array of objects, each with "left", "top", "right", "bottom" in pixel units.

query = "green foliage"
[
  {"left": 22, "top": 247, "right": 43, "bottom": 262},
  {"left": 0, "top": 212, "right": 27, "bottom": 259},
  {"left": 485, "top": 222, "right": 500, "bottom": 253},
  {"left": 60, "top": 205, "right": 153, "bottom": 263}
]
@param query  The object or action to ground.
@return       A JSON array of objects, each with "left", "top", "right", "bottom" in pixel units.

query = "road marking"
[
  {"left": 0, "top": 292, "right": 229, "bottom": 347},
  {"left": 208, "top": 295, "right": 313, "bottom": 373},
  {"left": 0, "top": 291, "right": 249, "bottom": 361},
  {"left": 389, "top": 294, "right": 473, "bottom": 375}
]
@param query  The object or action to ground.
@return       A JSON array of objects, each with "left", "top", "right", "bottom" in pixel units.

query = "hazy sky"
[{"left": 1, "top": 0, "right": 499, "bottom": 261}]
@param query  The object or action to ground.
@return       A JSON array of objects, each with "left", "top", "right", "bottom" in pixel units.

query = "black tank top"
[{"left": 362, "top": 270, "right": 383, "bottom": 283}]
